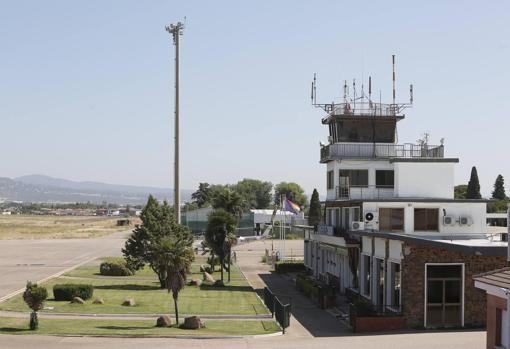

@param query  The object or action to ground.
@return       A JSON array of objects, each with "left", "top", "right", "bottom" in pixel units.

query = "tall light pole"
[{"left": 165, "top": 21, "right": 184, "bottom": 224}]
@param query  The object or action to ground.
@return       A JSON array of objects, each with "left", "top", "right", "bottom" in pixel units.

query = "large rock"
[
  {"left": 122, "top": 298, "right": 135, "bottom": 306},
  {"left": 203, "top": 272, "right": 215, "bottom": 283},
  {"left": 188, "top": 279, "right": 202, "bottom": 287},
  {"left": 213, "top": 280, "right": 224, "bottom": 287},
  {"left": 70, "top": 297, "right": 85, "bottom": 304},
  {"left": 156, "top": 315, "right": 172, "bottom": 327},
  {"left": 182, "top": 316, "right": 205, "bottom": 330},
  {"left": 92, "top": 297, "right": 104, "bottom": 305}
]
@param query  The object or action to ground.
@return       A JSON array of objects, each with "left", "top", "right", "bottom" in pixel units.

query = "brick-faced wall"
[{"left": 401, "top": 243, "right": 507, "bottom": 328}]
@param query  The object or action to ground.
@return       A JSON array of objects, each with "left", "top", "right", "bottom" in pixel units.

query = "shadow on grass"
[
  {"left": 199, "top": 284, "right": 253, "bottom": 292},
  {"left": 0, "top": 327, "right": 30, "bottom": 333},
  {"left": 96, "top": 325, "right": 150, "bottom": 331},
  {"left": 94, "top": 284, "right": 162, "bottom": 291}
]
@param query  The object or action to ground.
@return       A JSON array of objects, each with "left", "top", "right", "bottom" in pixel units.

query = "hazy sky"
[{"left": 1, "top": 0, "right": 509, "bottom": 197}]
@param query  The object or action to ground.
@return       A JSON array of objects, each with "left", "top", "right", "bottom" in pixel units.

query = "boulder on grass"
[
  {"left": 188, "top": 279, "right": 202, "bottom": 287},
  {"left": 92, "top": 297, "right": 104, "bottom": 305},
  {"left": 203, "top": 272, "right": 215, "bottom": 283},
  {"left": 122, "top": 298, "right": 135, "bottom": 306},
  {"left": 213, "top": 280, "right": 224, "bottom": 287},
  {"left": 70, "top": 296, "right": 85, "bottom": 304},
  {"left": 156, "top": 315, "right": 172, "bottom": 327},
  {"left": 182, "top": 316, "right": 205, "bottom": 330}
]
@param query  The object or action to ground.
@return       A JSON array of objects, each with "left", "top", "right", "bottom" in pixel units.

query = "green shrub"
[
  {"left": 275, "top": 261, "right": 305, "bottom": 274},
  {"left": 100, "top": 258, "right": 133, "bottom": 276},
  {"left": 23, "top": 281, "right": 48, "bottom": 330},
  {"left": 53, "top": 284, "right": 93, "bottom": 301},
  {"left": 295, "top": 274, "right": 320, "bottom": 299}
]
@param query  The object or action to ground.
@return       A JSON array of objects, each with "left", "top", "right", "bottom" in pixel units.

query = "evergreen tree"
[
  {"left": 492, "top": 174, "right": 507, "bottom": 200},
  {"left": 466, "top": 166, "right": 482, "bottom": 199},
  {"left": 122, "top": 195, "right": 194, "bottom": 288},
  {"left": 308, "top": 189, "right": 322, "bottom": 226}
]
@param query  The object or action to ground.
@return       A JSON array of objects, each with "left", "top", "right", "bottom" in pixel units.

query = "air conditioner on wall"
[
  {"left": 459, "top": 216, "right": 473, "bottom": 226},
  {"left": 443, "top": 215, "right": 455, "bottom": 226},
  {"left": 351, "top": 221, "right": 365, "bottom": 231},
  {"left": 364, "top": 211, "right": 378, "bottom": 223}
]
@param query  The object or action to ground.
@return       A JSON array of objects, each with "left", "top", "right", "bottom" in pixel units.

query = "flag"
[{"left": 283, "top": 199, "right": 300, "bottom": 214}]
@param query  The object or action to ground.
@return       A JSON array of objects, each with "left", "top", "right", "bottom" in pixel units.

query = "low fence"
[{"left": 263, "top": 287, "right": 291, "bottom": 333}]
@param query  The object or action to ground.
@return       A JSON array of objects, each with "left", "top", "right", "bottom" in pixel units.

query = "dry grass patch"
[{"left": 0, "top": 215, "right": 139, "bottom": 239}]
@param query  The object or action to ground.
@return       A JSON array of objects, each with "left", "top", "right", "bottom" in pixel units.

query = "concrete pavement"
[{"left": 0, "top": 230, "right": 130, "bottom": 301}]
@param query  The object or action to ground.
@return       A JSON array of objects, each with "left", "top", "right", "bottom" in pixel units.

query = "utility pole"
[{"left": 165, "top": 21, "right": 184, "bottom": 224}]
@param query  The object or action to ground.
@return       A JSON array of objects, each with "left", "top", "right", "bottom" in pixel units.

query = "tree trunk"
[
  {"left": 220, "top": 256, "right": 224, "bottom": 283},
  {"left": 29, "top": 311, "right": 38, "bottom": 330},
  {"left": 173, "top": 294, "right": 179, "bottom": 325},
  {"left": 157, "top": 273, "right": 166, "bottom": 289}
]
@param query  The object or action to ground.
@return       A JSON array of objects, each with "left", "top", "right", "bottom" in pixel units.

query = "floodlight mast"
[{"left": 165, "top": 21, "right": 184, "bottom": 224}]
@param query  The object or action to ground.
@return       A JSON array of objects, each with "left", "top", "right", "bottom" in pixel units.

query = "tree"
[
  {"left": 123, "top": 195, "right": 194, "bottom": 288},
  {"left": 191, "top": 183, "right": 212, "bottom": 208},
  {"left": 23, "top": 281, "right": 48, "bottom": 330},
  {"left": 153, "top": 237, "right": 194, "bottom": 325},
  {"left": 466, "top": 166, "right": 481, "bottom": 199},
  {"left": 492, "top": 175, "right": 507, "bottom": 200},
  {"left": 454, "top": 184, "right": 468, "bottom": 199},
  {"left": 212, "top": 187, "right": 245, "bottom": 218},
  {"left": 274, "top": 182, "right": 308, "bottom": 208},
  {"left": 205, "top": 209, "right": 237, "bottom": 284},
  {"left": 308, "top": 189, "right": 322, "bottom": 226},
  {"left": 232, "top": 179, "right": 273, "bottom": 209}
]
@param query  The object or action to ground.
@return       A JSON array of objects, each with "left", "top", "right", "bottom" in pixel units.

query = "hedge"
[
  {"left": 99, "top": 258, "right": 133, "bottom": 276},
  {"left": 295, "top": 274, "right": 320, "bottom": 299},
  {"left": 53, "top": 284, "right": 94, "bottom": 301},
  {"left": 275, "top": 261, "right": 305, "bottom": 274}
]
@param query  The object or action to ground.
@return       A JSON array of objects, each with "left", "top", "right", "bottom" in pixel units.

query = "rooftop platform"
[{"left": 320, "top": 143, "right": 445, "bottom": 163}]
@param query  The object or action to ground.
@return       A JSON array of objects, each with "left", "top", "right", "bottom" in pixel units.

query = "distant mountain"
[{"left": 0, "top": 175, "right": 193, "bottom": 205}]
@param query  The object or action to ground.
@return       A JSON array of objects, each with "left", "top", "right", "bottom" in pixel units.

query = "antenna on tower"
[
  {"left": 410, "top": 84, "right": 414, "bottom": 104},
  {"left": 343, "top": 80, "right": 348, "bottom": 103},
  {"left": 392, "top": 54, "right": 396, "bottom": 105},
  {"left": 368, "top": 76, "right": 372, "bottom": 101}
]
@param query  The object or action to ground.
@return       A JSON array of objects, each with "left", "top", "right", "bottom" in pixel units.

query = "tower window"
[
  {"left": 327, "top": 171, "right": 334, "bottom": 190},
  {"left": 339, "top": 170, "right": 368, "bottom": 187},
  {"left": 376, "top": 170, "right": 394, "bottom": 188}
]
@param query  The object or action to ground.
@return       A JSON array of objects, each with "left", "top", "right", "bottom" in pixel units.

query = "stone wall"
[{"left": 401, "top": 243, "right": 508, "bottom": 328}]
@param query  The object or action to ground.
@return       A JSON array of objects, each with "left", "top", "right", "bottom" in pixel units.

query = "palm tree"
[
  {"left": 212, "top": 188, "right": 245, "bottom": 218},
  {"left": 155, "top": 237, "right": 194, "bottom": 325}
]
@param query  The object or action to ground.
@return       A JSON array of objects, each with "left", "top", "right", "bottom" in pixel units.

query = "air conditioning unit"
[
  {"left": 459, "top": 216, "right": 473, "bottom": 226},
  {"left": 364, "top": 211, "right": 378, "bottom": 222},
  {"left": 443, "top": 215, "right": 455, "bottom": 226},
  {"left": 351, "top": 221, "right": 365, "bottom": 231}
]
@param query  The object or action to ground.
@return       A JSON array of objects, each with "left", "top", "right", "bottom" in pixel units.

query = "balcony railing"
[
  {"left": 320, "top": 143, "right": 444, "bottom": 162},
  {"left": 336, "top": 185, "right": 394, "bottom": 200}
]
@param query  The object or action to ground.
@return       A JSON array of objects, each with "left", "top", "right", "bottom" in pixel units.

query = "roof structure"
[{"left": 474, "top": 267, "right": 510, "bottom": 290}]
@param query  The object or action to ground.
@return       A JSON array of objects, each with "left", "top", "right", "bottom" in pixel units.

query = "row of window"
[
  {"left": 327, "top": 169, "right": 394, "bottom": 189},
  {"left": 361, "top": 255, "right": 401, "bottom": 309},
  {"left": 325, "top": 207, "right": 441, "bottom": 232},
  {"left": 380, "top": 208, "right": 439, "bottom": 232}
]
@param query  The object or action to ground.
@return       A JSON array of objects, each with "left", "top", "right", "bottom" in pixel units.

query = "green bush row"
[
  {"left": 53, "top": 284, "right": 94, "bottom": 301},
  {"left": 295, "top": 274, "right": 320, "bottom": 299},
  {"left": 275, "top": 261, "right": 305, "bottom": 274},
  {"left": 99, "top": 258, "right": 133, "bottom": 276}
]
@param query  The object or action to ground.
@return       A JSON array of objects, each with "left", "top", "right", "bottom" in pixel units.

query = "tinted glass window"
[
  {"left": 415, "top": 209, "right": 439, "bottom": 231},
  {"left": 376, "top": 170, "right": 394, "bottom": 188},
  {"left": 339, "top": 170, "right": 368, "bottom": 187}
]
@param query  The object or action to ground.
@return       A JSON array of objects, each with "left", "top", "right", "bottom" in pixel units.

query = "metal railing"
[
  {"left": 321, "top": 143, "right": 444, "bottom": 162},
  {"left": 336, "top": 185, "right": 394, "bottom": 200},
  {"left": 263, "top": 287, "right": 291, "bottom": 333}
]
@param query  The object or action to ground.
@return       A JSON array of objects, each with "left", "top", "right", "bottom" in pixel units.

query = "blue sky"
[{"left": 1, "top": 0, "right": 509, "bottom": 197}]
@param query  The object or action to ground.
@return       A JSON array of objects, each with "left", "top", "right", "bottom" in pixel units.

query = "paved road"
[{"left": 0, "top": 230, "right": 130, "bottom": 301}]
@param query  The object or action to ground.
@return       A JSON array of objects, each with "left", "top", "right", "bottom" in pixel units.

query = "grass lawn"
[
  {"left": 0, "top": 258, "right": 269, "bottom": 316},
  {"left": 0, "top": 215, "right": 139, "bottom": 239},
  {"left": 0, "top": 317, "right": 280, "bottom": 337}
]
